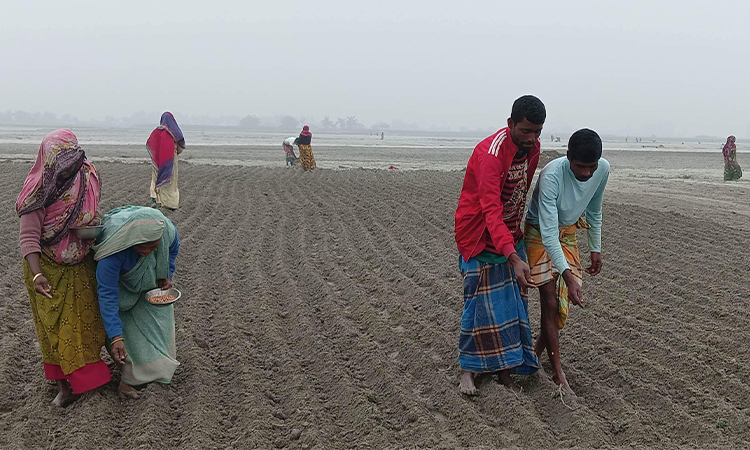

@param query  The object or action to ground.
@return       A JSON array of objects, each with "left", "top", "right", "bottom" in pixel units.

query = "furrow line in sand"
[
  {"left": 189, "top": 177, "right": 263, "bottom": 446},
  {"left": 170, "top": 174, "right": 278, "bottom": 447},
  {"left": 226, "top": 176, "right": 303, "bottom": 447},
  {"left": 299, "top": 174, "right": 574, "bottom": 447},
  {"left": 563, "top": 322, "right": 748, "bottom": 447},
  {"left": 599, "top": 244, "right": 750, "bottom": 345},
  {"left": 597, "top": 204, "right": 750, "bottom": 334},
  {"left": 233, "top": 170, "right": 362, "bottom": 447},
  {"left": 582, "top": 272, "right": 750, "bottom": 396},
  {"left": 162, "top": 168, "right": 246, "bottom": 446},
  {"left": 257, "top": 175, "right": 391, "bottom": 446},
  {"left": 314, "top": 177, "right": 459, "bottom": 333},
  {"left": 278, "top": 175, "right": 466, "bottom": 446}
]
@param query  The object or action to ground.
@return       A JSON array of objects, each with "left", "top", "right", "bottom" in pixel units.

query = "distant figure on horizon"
[
  {"left": 283, "top": 136, "right": 299, "bottom": 167},
  {"left": 297, "top": 125, "right": 316, "bottom": 171},
  {"left": 454, "top": 95, "right": 545, "bottom": 395},
  {"left": 147, "top": 112, "right": 185, "bottom": 210},
  {"left": 551, "top": 134, "right": 555, "bottom": 142},
  {"left": 381, "top": 131, "right": 384, "bottom": 140},
  {"left": 625, "top": 135, "right": 628, "bottom": 143},
  {"left": 723, "top": 135, "right": 742, "bottom": 181}
]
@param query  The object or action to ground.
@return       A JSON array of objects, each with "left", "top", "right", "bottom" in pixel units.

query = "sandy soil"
[{"left": 1, "top": 158, "right": 749, "bottom": 449}]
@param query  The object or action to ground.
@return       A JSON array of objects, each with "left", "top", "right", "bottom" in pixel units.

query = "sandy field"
[{"left": 1, "top": 152, "right": 749, "bottom": 449}]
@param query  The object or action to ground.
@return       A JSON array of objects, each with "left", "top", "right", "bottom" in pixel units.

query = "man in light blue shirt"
[{"left": 524, "top": 128, "right": 609, "bottom": 395}]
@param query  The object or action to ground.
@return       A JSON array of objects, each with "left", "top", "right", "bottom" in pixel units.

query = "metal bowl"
[
  {"left": 71, "top": 225, "right": 104, "bottom": 240},
  {"left": 145, "top": 287, "right": 181, "bottom": 306}
]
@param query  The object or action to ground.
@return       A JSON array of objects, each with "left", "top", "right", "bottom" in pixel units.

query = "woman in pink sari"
[
  {"left": 16, "top": 130, "right": 110, "bottom": 407},
  {"left": 723, "top": 135, "right": 742, "bottom": 181},
  {"left": 147, "top": 112, "right": 185, "bottom": 209}
]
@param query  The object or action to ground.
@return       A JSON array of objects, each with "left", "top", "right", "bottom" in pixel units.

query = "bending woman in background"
[
  {"left": 297, "top": 125, "right": 316, "bottom": 171},
  {"left": 17, "top": 129, "right": 110, "bottom": 407},
  {"left": 148, "top": 112, "right": 185, "bottom": 209},
  {"left": 723, "top": 135, "right": 742, "bottom": 181},
  {"left": 94, "top": 206, "right": 181, "bottom": 398}
]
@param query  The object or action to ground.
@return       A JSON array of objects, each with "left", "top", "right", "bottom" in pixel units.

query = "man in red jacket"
[{"left": 455, "top": 95, "right": 545, "bottom": 395}]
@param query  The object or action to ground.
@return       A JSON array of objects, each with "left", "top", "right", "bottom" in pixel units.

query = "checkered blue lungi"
[{"left": 458, "top": 246, "right": 540, "bottom": 374}]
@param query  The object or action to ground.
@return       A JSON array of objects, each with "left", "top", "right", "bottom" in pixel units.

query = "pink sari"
[
  {"left": 723, "top": 135, "right": 737, "bottom": 164},
  {"left": 16, "top": 130, "right": 101, "bottom": 265}
]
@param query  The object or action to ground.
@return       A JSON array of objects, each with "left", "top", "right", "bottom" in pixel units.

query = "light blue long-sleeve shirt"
[
  {"left": 525, "top": 157, "right": 609, "bottom": 273},
  {"left": 96, "top": 227, "right": 180, "bottom": 338}
]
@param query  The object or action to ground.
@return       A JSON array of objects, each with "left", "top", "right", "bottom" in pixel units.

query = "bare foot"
[
  {"left": 52, "top": 390, "right": 76, "bottom": 407},
  {"left": 458, "top": 370, "right": 477, "bottom": 396},
  {"left": 119, "top": 382, "right": 139, "bottom": 399},
  {"left": 496, "top": 370, "right": 522, "bottom": 394}
]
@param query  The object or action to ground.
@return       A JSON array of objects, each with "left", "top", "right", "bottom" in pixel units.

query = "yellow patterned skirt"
[
  {"left": 298, "top": 144, "right": 317, "bottom": 171},
  {"left": 23, "top": 253, "right": 111, "bottom": 393}
]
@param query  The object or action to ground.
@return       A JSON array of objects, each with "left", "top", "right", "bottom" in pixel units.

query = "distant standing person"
[
  {"left": 381, "top": 131, "right": 384, "bottom": 140},
  {"left": 297, "top": 125, "right": 316, "bottom": 171},
  {"left": 723, "top": 135, "right": 742, "bottom": 181},
  {"left": 148, "top": 112, "right": 185, "bottom": 210},
  {"left": 454, "top": 95, "right": 546, "bottom": 395},
  {"left": 524, "top": 128, "right": 609, "bottom": 395}
]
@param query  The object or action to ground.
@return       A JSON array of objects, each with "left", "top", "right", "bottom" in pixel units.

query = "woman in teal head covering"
[{"left": 93, "top": 206, "right": 180, "bottom": 398}]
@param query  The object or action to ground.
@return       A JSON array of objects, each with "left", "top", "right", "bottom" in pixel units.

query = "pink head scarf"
[
  {"left": 300, "top": 125, "right": 312, "bottom": 137},
  {"left": 16, "top": 130, "right": 101, "bottom": 264},
  {"left": 723, "top": 135, "right": 736, "bottom": 163}
]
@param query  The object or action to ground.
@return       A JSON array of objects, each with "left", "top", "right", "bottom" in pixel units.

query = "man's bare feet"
[
  {"left": 459, "top": 370, "right": 477, "bottom": 396},
  {"left": 496, "top": 370, "right": 522, "bottom": 394},
  {"left": 119, "top": 381, "right": 139, "bottom": 399}
]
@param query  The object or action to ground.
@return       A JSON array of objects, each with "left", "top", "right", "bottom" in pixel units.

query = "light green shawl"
[{"left": 94, "top": 206, "right": 179, "bottom": 385}]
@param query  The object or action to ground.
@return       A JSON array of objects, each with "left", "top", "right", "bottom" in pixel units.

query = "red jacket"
[{"left": 455, "top": 127, "right": 540, "bottom": 261}]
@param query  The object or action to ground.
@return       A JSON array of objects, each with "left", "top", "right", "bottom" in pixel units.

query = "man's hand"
[
  {"left": 158, "top": 278, "right": 173, "bottom": 289},
  {"left": 509, "top": 253, "right": 534, "bottom": 289},
  {"left": 586, "top": 252, "right": 602, "bottom": 276},
  {"left": 562, "top": 269, "right": 584, "bottom": 307},
  {"left": 111, "top": 338, "right": 127, "bottom": 363}
]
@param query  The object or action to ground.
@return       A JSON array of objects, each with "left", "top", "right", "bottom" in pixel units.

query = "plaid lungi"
[{"left": 458, "top": 245, "right": 541, "bottom": 374}]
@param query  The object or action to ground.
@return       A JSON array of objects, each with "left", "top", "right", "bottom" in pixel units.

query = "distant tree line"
[
  {"left": 239, "top": 114, "right": 393, "bottom": 131},
  {"left": 0, "top": 109, "right": 417, "bottom": 132}
]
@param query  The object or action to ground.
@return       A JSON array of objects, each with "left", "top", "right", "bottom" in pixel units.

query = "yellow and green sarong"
[
  {"left": 23, "top": 253, "right": 111, "bottom": 393},
  {"left": 524, "top": 218, "right": 589, "bottom": 329}
]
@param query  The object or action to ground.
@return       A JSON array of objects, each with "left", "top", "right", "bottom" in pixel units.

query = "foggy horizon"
[{"left": 3, "top": 1, "right": 750, "bottom": 139}]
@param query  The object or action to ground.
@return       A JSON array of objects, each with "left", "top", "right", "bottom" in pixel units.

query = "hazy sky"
[{"left": 3, "top": 0, "right": 750, "bottom": 137}]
